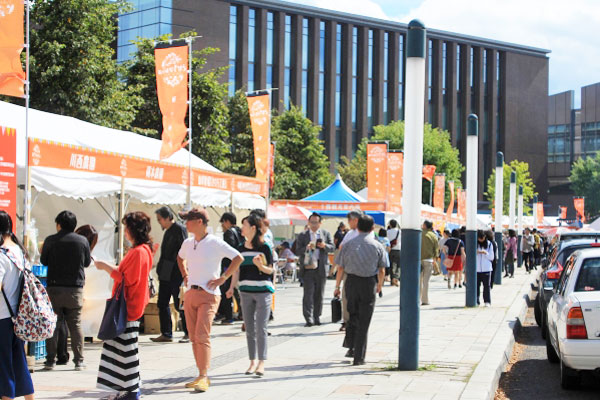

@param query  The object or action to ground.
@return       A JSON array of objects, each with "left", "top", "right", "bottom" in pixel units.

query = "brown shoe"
[
  {"left": 391, "top": 279, "right": 399, "bottom": 287},
  {"left": 150, "top": 335, "right": 173, "bottom": 343}
]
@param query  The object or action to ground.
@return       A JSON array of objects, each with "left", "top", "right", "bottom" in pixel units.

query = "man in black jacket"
[
  {"left": 217, "top": 212, "right": 243, "bottom": 324},
  {"left": 42, "top": 210, "right": 91, "bottom": 371},
  {"left": 152, "top": 207, "right": 189, "bottom": 343}
]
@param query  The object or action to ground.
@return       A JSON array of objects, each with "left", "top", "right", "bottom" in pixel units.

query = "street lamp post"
[
  {"left": 398, "top": 19, "right": 426, "bottom": 371},
  {"left": 509, "top": 172, "right": 516, "bottom": 231},
  {"left": 533, "top": 195, "right": 538, "bottom": 230},
  {"left": 494, "top": 152, "right": 504, "bottom": 285},
  {"left": 517, "top": 185, "right": 524, "bottom": 268},
  {"left": 465, "top": 114, "right": 478, "bottom": 307}
]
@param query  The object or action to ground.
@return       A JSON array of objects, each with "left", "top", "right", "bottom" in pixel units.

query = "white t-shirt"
[
  {"left": 178, "top": 234, "right": 241, "bottom": 295},
  {"left": 0, "top": 246, "right": 25, "bottom": 320},
  {"left": 387, "top": 228, "right": 401, "bottom": 251}
]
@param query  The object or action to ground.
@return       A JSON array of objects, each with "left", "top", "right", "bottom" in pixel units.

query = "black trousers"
[
  {"left": 477, "top": 272, "right": 491, "bottom": 305},
  {"left": 157, "top": 278, "right": 187, "bottom": 337},
  {"left": 56, "top": 320, "right": 69, "bottom": 363},
  {"left": 343, "top": 274, "right": 377, "bottom": 363},
  {"left": 523, "top": 251, "right": 533, "bottom": 271},
  {"left": 217, "top": 277, "right": 233, "bottom": 320}
]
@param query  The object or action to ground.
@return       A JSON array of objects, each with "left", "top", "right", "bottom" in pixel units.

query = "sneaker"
[
  {"left": 193, "top": 377, "right": 210, "bottom": 392},
  {"left": 114, "top": 391, "right": 140, "bottom": 400},
  {"left": 220, "top": 319, "right": 235, "bottom": 325},
  {"left": 179, "top": 335, "right": 190, "bottom": 343},
  {"left": 42, "top": 362, "right": 55, "bottom": 371},
  {"left": 74, "top": 361, "right": 85, "bottom": 371},
  {"left": 150, "top": 335, "right": 173, "bottom": 343},
  {"left": 484, "top": 303, "right": 491, "bottom": 307}
]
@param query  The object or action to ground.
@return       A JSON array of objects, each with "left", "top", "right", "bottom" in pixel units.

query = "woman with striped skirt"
[{"left": 94, "top": 212, "right": 153, "bottom": 400}]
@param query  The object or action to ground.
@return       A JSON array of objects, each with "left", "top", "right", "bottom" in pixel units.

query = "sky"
[{"left": 289, "top": 0, "right": 600, "bottom": 107}]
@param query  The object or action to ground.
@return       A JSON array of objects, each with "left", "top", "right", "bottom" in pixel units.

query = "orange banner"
[
  {"left": 422, "top": 164, "right": 436, "bottom": 182},
  {"left": 457, "top": 188, "right": 466, "bottom": 220},
  {"left": 559, "top": 206, "right": 567, "bottom": 220},
  {"left": 0, "top": 127, "right": 17, "bottom": 231},
  {"left": 387, "top": 151, "right": 403, "bottom": 214},
  {"left": 155, "top": 45, "right": 189, "bottom": 160},
  {"left": 0, "top": 0, "right": 25, "bottom": 97},
  {"left": 446, "top": 181, "right": 455, "bottom": 219},
  {"left": 367, "top": 143, "right": 388, "bottom": 202},
  {"left": 271, "top": 200, "right": 386, "bottom": 212},
  {"left": 536, "top": 202, "right": 544, "bottom": 224},
  {"left": 574, "top": 198, "right": 585, "bottom": 222},
  {"left": 268, "top": 143, "right": 275, "bottom": 190},
  {"left": 247, "top": 93, "right": 271, "bottom": 182},
  {"left": 28, "top": 138, "right": 267, "bottom": 197},
  {"left": 433, "top": 174, "right": 445, "bottom": 211}
]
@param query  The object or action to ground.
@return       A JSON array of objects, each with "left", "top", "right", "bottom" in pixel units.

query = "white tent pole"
[
  {"left": 23, "top": 0, "right": 31, "bottom": 246},
  {"left": 118, "top": 178, "right": 125, "bottom": 262},
  {"left": 186, "top": 37, "right": 193, "bottom": 209}
]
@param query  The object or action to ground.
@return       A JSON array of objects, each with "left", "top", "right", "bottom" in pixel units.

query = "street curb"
[{"left": 459, "top": 272, "right": 538, "bottom": 400}]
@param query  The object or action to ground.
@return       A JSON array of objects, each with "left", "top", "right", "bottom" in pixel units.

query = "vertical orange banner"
[
  {"left": 247, "top": 93, "right": 271, "bottom": 182},
  {"left": 387, "top": 151, "right": 403, "bottom": 214},
  {"left": 268, "top": 142, "right": 275, "bottom": 190},
  {"left": 559, "top": 206, "right": 567, "bottom": 220},
  {"left": 433, "top": 174, "right": 445, "bottom": 211},
  {"left": 446, "top": 181, "right": 455, "bottom": 219},
  {"left": 536, "top": 202, "right": 544, "bottom": 224},
  {"left": 367, "top": 142, "right": 388, "bottom": 202},
  {"left": 574, "top": 198, "right": 585, "bottom": 222},
  {"left": 457, "top": 188, "right": 467, "bottom": 220},
  {"left": 155, "top": 44, "right": 189, "bottom": 160},
  {"left": 0, "top": 0, "right": 25, "bottom": 97},
  {"left": 422, "top": 164, "right": 436, "bottom": 182},
  {"left": 0, "top": 127, "right": 17, "bottom": 231}
]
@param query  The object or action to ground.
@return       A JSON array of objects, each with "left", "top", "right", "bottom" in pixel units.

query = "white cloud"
[{"left": 290, "top": 0, "right": 390, "bottom": 20}]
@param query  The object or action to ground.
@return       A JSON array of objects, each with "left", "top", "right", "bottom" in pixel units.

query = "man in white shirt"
[
  {"left": 386, "top": 219, "right": 401, "bottom": 287},
  {"left": 177, "top": 208, "right": 243, "bottom": 393}
]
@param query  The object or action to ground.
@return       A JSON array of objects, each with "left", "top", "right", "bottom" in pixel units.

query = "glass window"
[
  {"left": 159, "top": 23, "right": 171, "bottom": 36},
  {"left": 142, "top": 8, "right": 159, "bottom": 25},
  {"left": 335, "top": 24, "right": 341, "bottom": 127},
  {"left": 248, "top": 9, "right": 255, "bottom": 63},
  {"left": 141, "top": 24, "right": 158, "bottom": 38},
  {"left": 160, "top": 7, "right": 171, "bottom": 24},
  {"left": 138, "top": 0, "right": 159, "bottom": 11},
  {"left": 575, "top": 258, "right": 600, "bottom": 292}
]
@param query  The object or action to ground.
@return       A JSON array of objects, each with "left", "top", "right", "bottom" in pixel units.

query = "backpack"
[{"left": 0, "top": 248, "right": 57, "bottom": 342}]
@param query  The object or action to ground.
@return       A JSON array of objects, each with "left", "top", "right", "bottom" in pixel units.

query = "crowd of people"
[{"left": 0, "top": 206, "right": 549, "bottom": 400}]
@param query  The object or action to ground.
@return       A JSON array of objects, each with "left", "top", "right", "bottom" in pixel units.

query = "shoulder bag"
[{"left": 97, "top": 276, "right": 128, "bottom": 341}]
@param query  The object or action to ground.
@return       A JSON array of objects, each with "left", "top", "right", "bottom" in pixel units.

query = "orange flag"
[
  {"left": 559, "top": 206, "right": 567, "bottom": 220},
  {"left": 247, "top": 92, "right": 271, "bottom": 182},
  {"left": 422, "top": 165, "right": 436, "bottom": 182},
  {"left": 446, "top": 181, "right": 455, "bottom": 219},
  {"left": 0, "top": 127, "right": 17, "bottom": 231},
  {"left": 387, "top": 151, "right": 403, "bottom": 214},
  {"left": 0, "top": 0, "right": 25, "bottom": 97},
  {"left": 574, "top": 198, "right": 585, "bottom": 222},
  {"left": 155, "top": 44, "right": 189, "bottom": 160},
  {"left": 268, "top": 143, "right": 275, "bottom": 189},
  {"left": 457, "top": 188, "right": 467, "bottom": 220},
  {"left": 536, "top": 202, "right": 544, "bottom": 224},
  {"left": 367, "top": 143, "right": 388, "bottom": 201},
  {"left": 433, "top": 174, "right": 445, "bottom": 211}
]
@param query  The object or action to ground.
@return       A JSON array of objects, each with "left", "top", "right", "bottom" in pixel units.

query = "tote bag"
[{"left": 97, "top": 278, "right": 128, "bottom": 341}]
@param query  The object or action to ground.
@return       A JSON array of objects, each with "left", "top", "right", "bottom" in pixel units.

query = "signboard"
[
  {"left": 0, "top": 126, "right": 17, "bottom": 230},
  {"left": 367, "top": 143, "right": 388, "bottom": 202},
  {"left": 247, "top": 93, "right": 271, "bottom": 182}
]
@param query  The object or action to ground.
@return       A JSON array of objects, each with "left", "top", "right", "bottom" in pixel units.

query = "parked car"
[
  {"left": 536, "top": 239, "right": 600, "bottom": 336},
  {"left": 545, "top": 248, "right": 600, "bottom": 389}
]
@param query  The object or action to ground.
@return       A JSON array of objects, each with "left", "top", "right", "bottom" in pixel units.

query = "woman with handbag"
[
  {"left": 504, "top": 229, "right": 517, "bottom": 278},
  {"left": 0, "top": 211, "right": 35, "bottom": 400},
  {"left": 443, "top": 229, "right": 466, "bottom": 289},
  {"left": 94, "top": 212, "right": 153, "bottom": 400}
]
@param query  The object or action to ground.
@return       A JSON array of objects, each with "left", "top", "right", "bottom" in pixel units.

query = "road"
[{"left": 495, "top": 287, "right": 600, "bottom": 399}]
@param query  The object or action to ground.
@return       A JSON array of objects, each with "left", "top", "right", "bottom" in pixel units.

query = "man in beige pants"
[{"left": 420, "top": 220, "right": 439, "bottom": 306}]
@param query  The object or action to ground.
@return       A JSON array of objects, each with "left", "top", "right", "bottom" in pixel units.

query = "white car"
[{"left": 546, "top": 248, "right": 600, "bottom": 389}]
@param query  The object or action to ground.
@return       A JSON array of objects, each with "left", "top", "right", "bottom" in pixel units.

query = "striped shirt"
[
  {"left": 238, "top": 243, "right": 274, "bottom": 293},
  {"left": 335, "top": 232, "right": 389, "bottom": 277}
]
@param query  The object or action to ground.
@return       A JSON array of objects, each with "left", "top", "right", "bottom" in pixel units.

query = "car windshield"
[
  {"left": 575, "top": 258, "right": 600, "bottom": 292},
  {"left": 558, "top": 247, "right": 587, "bottom": 266}
]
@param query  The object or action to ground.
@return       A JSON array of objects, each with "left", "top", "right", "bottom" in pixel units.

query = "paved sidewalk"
[{"left": 31, "top": 267, "right": 536, "bottom": 400}]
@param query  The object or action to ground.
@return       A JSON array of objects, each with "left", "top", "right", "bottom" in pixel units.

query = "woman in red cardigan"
[{"left": 94, "top": 212, "right": 153, "bottom": 400}]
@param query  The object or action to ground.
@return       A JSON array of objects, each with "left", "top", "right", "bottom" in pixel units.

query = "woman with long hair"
[
  {"left": 443, "top": 229, "right": 466, "bottom": 289},
  {"left": 504, "top": 229, "right": 517, "bottom": 278},
  {"left": 227, "top": 214, "right": 274, "bottom": 377},
  {"left": 0, "top": 211, "right": 35, "bottom": 400},
  {"left": 94, "top": 212, "right": 153, "bottom": 400},
  {"left": 476, "top": 230, "right": 494, "bottom": 307}
]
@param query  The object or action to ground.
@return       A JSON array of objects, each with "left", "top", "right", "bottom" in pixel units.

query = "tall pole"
[
  {"left": 532, "top": 194, "right": 538, "bottom": 230},
  {"left": 494, "top": 152, "right": 504, "bottom": 285},
  {"left": 398, "top": 19, "right": 426, "bottom": 371},
  {"left": 23, "top": 0, "right": 31, "bottom": 245},
  {"left": 186, "top": 37, "right": 193, "bottom": 209},
  {"left": 517, "top": 185, "right": 524, "bottom": 268},
  {"left": 465, "top": 114, "right": 478, "bottom": 307},
  {"left": 509, "top": 172, "right": 516, "bottom": 230}
]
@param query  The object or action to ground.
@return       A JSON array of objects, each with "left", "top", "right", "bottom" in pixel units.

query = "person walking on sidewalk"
[
  {"left": 296, "top": 212, "right": 334, "bottom": 327},
  {"left": 420, "top": 220, "right": 439, "bottom": 306},
  {"left": 227, "top": 214, "right": 274, "bottom": 377},
  {"left": 217, "top": 212, "right": 243, "bottom": 325},
  {"left": 94, "top": 212, "right": 154, "bottom": 400},
  {"left": 336, "top": 210, "right": 363, "bottom": 331},
  {"left": 151, "top": 206, "right": 189, "bottom": 343},
  {"left": 42, "top": 210, "right": 91, "bottom": 371},
  {"left": 334, "top": 214, "right": 388, "bottom": 365},
  {"left": 521, "top": 228, "right": 535, "bottom": 273},
  {"left": 177, "top": 208, "right": 243, "bottom": 393},
  {"left": 439, "top": 230, "right": 450, "bottom": 281},
  {"left": 476, "top": 230, "right": 495, "bottom": 307},
  {"left": 485, "top": 230, "right": 498, "bottom": 289},
  {"left": 0, "top": 211, "right": 35, "bottom": 400},
  {"left": 443, "top": 229, "right": 466, "bottom": 289},
  {"left": 504, "top": 229, "right": 517, "bottom": 278},
  {"left": 386, "top": 219, "right": 401, "bottom": 286}
]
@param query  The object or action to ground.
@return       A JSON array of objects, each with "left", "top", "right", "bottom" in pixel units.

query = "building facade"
[
  {"left": 117, "top": 0, "right": 550, "bottom": 202},
  {"left": 548, "top": 82, "right": 600, "bottom": 211}
]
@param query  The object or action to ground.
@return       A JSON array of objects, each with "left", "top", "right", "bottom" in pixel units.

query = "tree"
[
  {"left": 26, "top": 0, "right": 140, "bottom": 130},
  {"left": 271, "top": 106, "right": 334, "bottom": 199},
  {"left": 485, "top": 160, "right": 536, "bottom": 215},
  {"left": 225, "top": 90, "right": 255, "bottom": 176},
  {"left": 570, "top": 153, "right": 600, "bottom": 217},
  {"left": 337, "top": 121, "right": 464, "bottom": 204}
]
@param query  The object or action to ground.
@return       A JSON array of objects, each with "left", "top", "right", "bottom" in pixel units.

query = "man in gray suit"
[{"left": 296, "top": 212, "right": 334, "bottom": 326}]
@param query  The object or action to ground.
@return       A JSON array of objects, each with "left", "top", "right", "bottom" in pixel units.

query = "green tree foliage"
[
  {"left": 569, "top": 153, "right": 600, "bottom": 217},
  {"left": 27, "top": 0, "right": 140, "bottom": 129},
  {"left": 225, "top": 90, "right": 255, "bottom": 176},
  {"left": 337, "top": 121, "right": 464, "bottom": 205},
  {"left": 485, "top": 160, "right": 536, "bottom": 215},
  {"left": 271, "top": 106, "right": 334, "bottom": 199}
]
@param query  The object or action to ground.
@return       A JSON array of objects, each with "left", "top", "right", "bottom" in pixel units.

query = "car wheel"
[
  {"left": 534, "top": 293, "right": 542, "bottom": 326},
  {"left": 560, "top": 357, "right": 581, "bottom": 389},
  {"left": 546, "top": 332, "right": 559, "bottom": 363}
]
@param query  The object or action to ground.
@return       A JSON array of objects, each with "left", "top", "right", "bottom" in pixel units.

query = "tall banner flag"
[
  {"left": 457, "top": 188, "right": 467, "bottom": 220},
  {"left": 247, "top": 92, "right": 271, "bottom": 182},
  {"left": 559, "top": 206, "right": 567, "bottom": 220},
  {"left": 0, "top": 0, "right": 25, "bottom": 97},
  {"left": 536, "top": 202, "right": 544, "bottom": 225},
  {"left": 268, "top": 143, "right": 275, "bottom": 190},
  {"left": 574, "top": 197, "right": 585, "bottom": 222},
  {"left": 367, "top": 142, "right": 388, "bottom": 201},
  {"left": 433, "top": 174, "right": 445, "bottom": 211},
  {"left": 422, "top": 164, "right": 436, "bottom": 182},
  {"left": 387, "top": 151, "right": 403, "bottom": 213},
  {"left": 155, "top": 44, "right": 189, "bottom": 160},
  {"left": 446, "top": 181, "right": 455, "bottom": 219},
  {"left": 0, "top": 127, "right": 17, "bottom": 230}
]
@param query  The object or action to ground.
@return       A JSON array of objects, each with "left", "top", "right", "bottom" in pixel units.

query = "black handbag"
[
  {"left": 331, "top": 296, "right": 342, "bottom": 323},
  {"left": 97, "top": 278, "right": 128, "bottom": 341}
]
